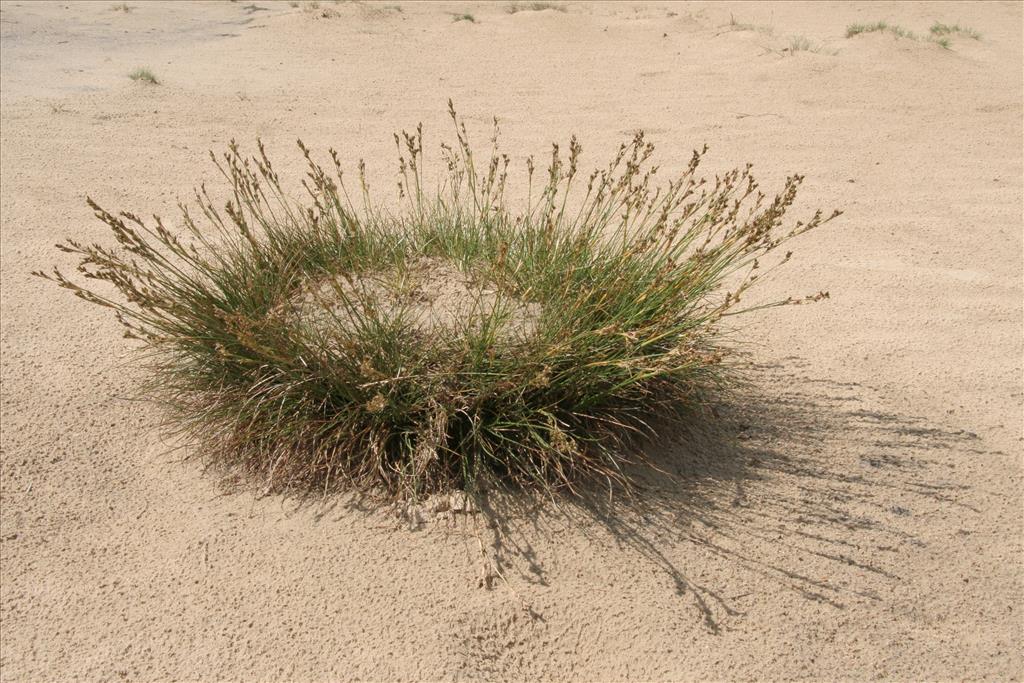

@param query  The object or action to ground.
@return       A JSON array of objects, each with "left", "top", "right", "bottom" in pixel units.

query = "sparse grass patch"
[
  {"left": 845, "top": 20, "right": 917, "bottom": 39},
  {"left": 507, "top": 2, "right": 567, "bottom": 14},
  {"left": 930, "top": 21, "right": 981, "bottom": 40},
  {"left": 727, "top": 14, "right": 773, "bottom": 35},
  {"left": 845, "top": 20, "right": 884, "bottom": 37},
  {"left": 303, "top": 1, "right": 339, "bottom": 18},
  {"left": 888, "top": 24, "right": 916, "bottom": 39},
  {"left": 847, "top": 20, "right": 964, "bottom": 49},
  {"left": 111, "top": 2, "right": 133, "bottom": 11},
  {"left": 789, "top": 35, "right": 811, "bottom": 51},
  {"left": 39, "top": 104, "right": 839, "bottom": 501},
  {"left": 128, "top": 67, "right": 159, "bottom": 85},
  {"left": 360, "top": 2, "right": 403, "bottom": 17},
  {"left": 452, "top": 12, "right": 476, "bottom": 23},
  {"left": 788, "top": 35, "right": 837, "bottom": 55}
]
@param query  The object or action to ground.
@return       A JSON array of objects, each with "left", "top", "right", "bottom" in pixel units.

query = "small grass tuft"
[
  {"left": 128, "top": 67, "right": 159, "bottom": 85},
  {"left": 507, "top": 2, "right": 567, "bottom": 14},
  {"left": 930, "top": 21, "right": 981, "bottom": 40},
  {"left": 452, "top": 13, "right": 476, "bottom": 23},
  {"left": 111, "top": 2, "right": 133, "bottom": 11},
  {"left": 38, "top": 104, "right": 840, "bottom": 501}
]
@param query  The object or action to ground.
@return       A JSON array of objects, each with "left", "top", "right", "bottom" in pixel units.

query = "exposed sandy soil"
[
  {"left": 287, "top": 257, "right": 541, "bottom": 339},
  {"left": 1, "top": 1, "right": 1021, "bottom": 681}
]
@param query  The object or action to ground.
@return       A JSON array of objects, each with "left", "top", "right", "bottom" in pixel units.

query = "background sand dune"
[{"left": 1, "top": 1, "right": 1021, "bottom": 680}]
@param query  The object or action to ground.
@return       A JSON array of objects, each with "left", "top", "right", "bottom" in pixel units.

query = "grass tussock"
[
  {"left": 452, "top": 13, "right": 476, "bottom": 23},
  {"left": 38, "top": 103, "right": 839, "bottom": 501},
  {"left": 507, "top": 2, "right": 567, "bottom": 14},
  {"left": 111, "top": 2, "right": 133, "bottom": 12},
  {"left": 128, "top": 67, "right": 159, "bottom": 85},
  {"left": 930, "top": 21, "right": 981, "bottom": 40}
]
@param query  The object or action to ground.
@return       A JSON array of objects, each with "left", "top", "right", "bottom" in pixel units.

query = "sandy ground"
[{"left": 1, "top": 1, "right": 1021, "bottom": 680}]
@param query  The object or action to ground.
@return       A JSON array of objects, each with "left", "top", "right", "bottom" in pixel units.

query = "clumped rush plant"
[{"left": 37, "top": 103, "right": 839, "bottom": 501}]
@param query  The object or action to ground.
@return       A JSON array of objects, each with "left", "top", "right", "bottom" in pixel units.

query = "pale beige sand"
[{"left": 1, "top": 1, "right": 1021, "bottom": 680}]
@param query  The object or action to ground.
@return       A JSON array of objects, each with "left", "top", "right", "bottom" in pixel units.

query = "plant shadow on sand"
[
  {"left": 287, "top": 358, "right": 985, "bottom": 637},
  {"left": 420, "top": 358, "right": 986, "bottom": 634}
]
